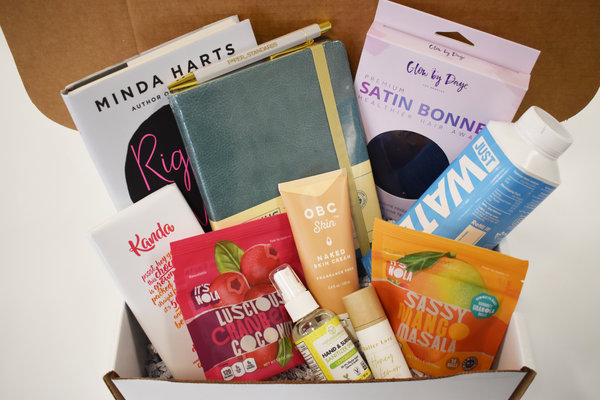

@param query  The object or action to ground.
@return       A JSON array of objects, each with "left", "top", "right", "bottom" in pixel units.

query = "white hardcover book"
[
  {"left": 62, "top": 16, "right": 257, "bottom": 233},
  {"left": 88, "top": 184, "right": 205, "bottom": 379}
]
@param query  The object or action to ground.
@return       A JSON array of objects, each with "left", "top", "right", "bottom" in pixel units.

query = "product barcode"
[{"left": 296, "top": 342, "right": 326, "bottom": 380}]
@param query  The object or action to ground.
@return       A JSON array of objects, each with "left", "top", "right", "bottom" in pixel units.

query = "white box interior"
[{"left": 107, "top": 239, "right": 536, "bottom": 400}]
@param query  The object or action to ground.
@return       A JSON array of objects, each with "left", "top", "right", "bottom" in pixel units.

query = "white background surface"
[{"left": 1, "top": 25, "right": 599, "bottom": 399}]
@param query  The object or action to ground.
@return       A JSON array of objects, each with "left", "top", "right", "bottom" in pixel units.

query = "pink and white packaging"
[
  {"left": 355, "top": 0, "right": 540, "bottom": 222},
  {"left": 88, "top": 184, "right": 205, "bottom": 379}
]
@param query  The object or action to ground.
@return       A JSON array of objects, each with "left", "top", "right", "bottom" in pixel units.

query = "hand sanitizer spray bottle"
[{"left": 270, "top": 264, "right": 372, "bottom": 381}]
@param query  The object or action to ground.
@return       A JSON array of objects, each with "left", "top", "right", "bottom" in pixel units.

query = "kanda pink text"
[{"left": 128, "top": 222, "right": 175, "bottom": 256}]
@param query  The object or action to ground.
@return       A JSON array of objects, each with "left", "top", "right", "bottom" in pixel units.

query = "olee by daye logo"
[
  {"left": 406, "top": 60, "right": 469, "bottom": 93},
  {"left": 128, "top": 222, "right": 175, "bottom": 256}
]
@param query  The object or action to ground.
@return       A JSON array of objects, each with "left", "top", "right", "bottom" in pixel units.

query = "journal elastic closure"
[{"left": 310, "top": 43, "right": 370, "bottom": 257}]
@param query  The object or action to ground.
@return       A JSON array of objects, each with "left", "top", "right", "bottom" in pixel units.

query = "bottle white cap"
[
  {"left": 515, "top": 106, "right": 573, "bottom": 159},
  {"left": 270, "top": 264, "right": 319, "bottom": 322}
]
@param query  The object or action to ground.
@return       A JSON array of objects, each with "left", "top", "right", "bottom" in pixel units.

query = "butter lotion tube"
[
  {"left": 279, "top": 168, "right": 359, "bottom": 315},
  {"left": 343, "top": 285, "right": 412, "bottom": 379}
]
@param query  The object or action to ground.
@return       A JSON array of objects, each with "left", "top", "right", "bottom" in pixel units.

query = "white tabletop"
[{"left": 1, "top": 25, "right": 599, "bottom": 399}]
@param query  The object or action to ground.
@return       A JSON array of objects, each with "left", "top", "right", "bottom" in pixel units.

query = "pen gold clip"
[
  {"left": 168, "top": 21, "right": 332, "bottom": 92},
  {"left": 167, "top": 73, "right": 198, "bottom": 91},
  {"left": 270, "top": 40, "right": 315, "bottom": 61}
]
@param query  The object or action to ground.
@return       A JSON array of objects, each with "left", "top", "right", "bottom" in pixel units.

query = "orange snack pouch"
[{"left": 371, "top": 219, "right": 528, "bottom": 377}]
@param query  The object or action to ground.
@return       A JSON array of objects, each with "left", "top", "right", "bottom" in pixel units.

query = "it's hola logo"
[{"left": 128, "top": 222, "right": 175, "bottom": 256}]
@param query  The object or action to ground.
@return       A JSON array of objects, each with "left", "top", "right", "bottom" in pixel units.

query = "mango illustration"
[
  {"left": 402, "top": 252, "right": 488, "bottom": 310},
  {"left": 396, "top": 252, "right": 490, "bottom": 365}
]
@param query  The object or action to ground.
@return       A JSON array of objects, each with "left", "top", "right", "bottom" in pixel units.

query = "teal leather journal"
[{"left": 168, "top": 39, "right": 380, "bottom": 256}]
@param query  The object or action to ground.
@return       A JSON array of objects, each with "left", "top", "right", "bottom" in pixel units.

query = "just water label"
[{"left": 397, "top": 126, "right": 557, "bottom": 248}]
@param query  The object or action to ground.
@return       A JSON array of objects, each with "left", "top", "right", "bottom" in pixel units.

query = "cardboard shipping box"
[
  {"left": 0, "top": 0, "right": 597, "bottom": 399},
  {"left": 105, "top": 293, "right": 536, "bottom": 400},
  {"left": 0, "top": 0, "right": 598, "bottom": 129},
  {"left": 97, "top": 238, "right": 535, "bottom": 400}
]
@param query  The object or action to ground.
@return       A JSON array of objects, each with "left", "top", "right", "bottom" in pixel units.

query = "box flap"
[
  {"left": 105, "top": 306, "right": 536, "bottom": 400},
  {"left": 104, "top": 371, "right": 126, "bottom": 400},
  {"left": 104, "top": 369, "right": 532, "bottom": 400},
  {"left": 0, "top": 0, "right": 598, "bottom": 128},
  {"left": 509, "top": 367, "right": 537, "bottom": 400},
  {"left": 496, "top": 312, "right": 536, "bottom": 371},
  {"left": 112, "top": 304, "right": 149, "bottom": 379}
]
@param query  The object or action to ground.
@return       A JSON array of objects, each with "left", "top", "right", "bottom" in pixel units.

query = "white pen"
[{"left": 168, "top": 21, "right": 332, "bottom": 91}]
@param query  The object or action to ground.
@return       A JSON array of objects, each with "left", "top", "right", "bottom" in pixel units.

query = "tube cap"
[
  {"left": 515, "top": 106, "right": 573, "bottom": 159},
  {"left": 270, "top": 264, "right": 319, "bottom": 322},
  {"left": 342, "top": 285, "right": 387, "bottom": 332}
]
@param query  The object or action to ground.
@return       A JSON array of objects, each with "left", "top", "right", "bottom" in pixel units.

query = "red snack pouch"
[{"left": 171, "top": 213, "right": 306, "bottom": 381}]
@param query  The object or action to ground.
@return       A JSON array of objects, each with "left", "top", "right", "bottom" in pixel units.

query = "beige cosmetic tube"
[{"left": 278, "top": 168, "right": 359, "bottom": 315}]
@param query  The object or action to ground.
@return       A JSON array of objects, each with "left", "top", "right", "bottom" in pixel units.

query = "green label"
[
  {"left": 296, "top": 317, "right": 371, "bottom": 380},
  {"left": 470, "top": 294, "right": 499, "bottom": 319}
]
